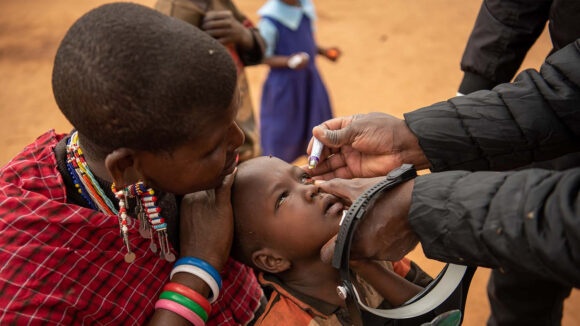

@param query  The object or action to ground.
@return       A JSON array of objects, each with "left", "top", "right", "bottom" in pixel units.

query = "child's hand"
[
  {"left": 202, "top": 10, "right": 253, "bottom": 50},
  {"left": 287, "top": 52, "right": 310, "bottom": 69},
  {"left": 322, "top": 47, "right": 341, "bottom": 62},
  {"left": 349, "top": 259, "right": 423, "bottom": 307}
]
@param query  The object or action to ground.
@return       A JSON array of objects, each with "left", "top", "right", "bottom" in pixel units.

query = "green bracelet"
[{"left": 159, "top": 290, "right": 209, "bottom": 321}]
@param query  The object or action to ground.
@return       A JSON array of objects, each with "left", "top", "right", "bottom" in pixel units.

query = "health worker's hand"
[
  {"left": 179, "top": 168, "right": 237, "bottom": 271},
  {"left": 202, "top": 10, "right": 253, "bottom": 50},
  {"left": 306, "top": 112, "right": 430, "bottom": 180},
  {"left": 317, "top": 177, "right": 419, "bottom": 263}
]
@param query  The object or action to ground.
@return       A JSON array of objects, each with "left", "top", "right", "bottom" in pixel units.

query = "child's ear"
[{"left": 252, "top": 248, "right": 291, "bottom": 274}]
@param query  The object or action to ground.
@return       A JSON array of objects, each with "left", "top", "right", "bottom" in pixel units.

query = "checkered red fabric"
[{"left": 0, "top": 130, "right": 262, "bottom": 325}]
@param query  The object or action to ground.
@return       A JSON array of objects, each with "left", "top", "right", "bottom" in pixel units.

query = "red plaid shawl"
[{"left": 0, "top": 130, "right": 262, "bottom": 325}]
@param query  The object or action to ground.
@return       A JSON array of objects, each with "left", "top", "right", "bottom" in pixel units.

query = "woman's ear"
[
  {"left": 252, "top": 248, "right": 291, "bottom": 274},
  {"left": 105, "top": 148, "right": 137, "bottom": 188}
]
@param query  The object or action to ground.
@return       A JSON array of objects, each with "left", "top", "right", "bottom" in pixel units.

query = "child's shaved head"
[
  {"left": 52, "top": 2, "right": 237, "bottom": 157},
  {"left": 231, "top": 159, "right": 267, "bottom": 267}
]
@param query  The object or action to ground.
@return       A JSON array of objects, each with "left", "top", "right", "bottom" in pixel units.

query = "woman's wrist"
[
  {"left": 178, "top": 249, "right": 227, "bottom": 273},
  {"left": 170, "top": 256, "right": 224, "bottom": 304},
  {"left": 171, "top": 272, "right": 212, "bottom": 298}
]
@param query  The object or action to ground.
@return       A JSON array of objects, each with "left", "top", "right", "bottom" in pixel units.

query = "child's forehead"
[
  {"left": 247, "top": 156, "right": 291, "bottom": 172},
  {"left": 238, "top": 157, "right": 295, "bottom": 185}
]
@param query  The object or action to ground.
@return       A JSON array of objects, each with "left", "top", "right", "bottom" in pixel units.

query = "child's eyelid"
[{"left": 275, "top": 191, "right": 288, "bottom": 211}]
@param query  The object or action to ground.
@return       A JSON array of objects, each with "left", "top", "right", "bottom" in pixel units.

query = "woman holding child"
[
  {"left": 0, "top": 3, "right": 261, "bottom": 325},
  {"left": 0, "top": 3, "right": 438, "bottom": 325}
]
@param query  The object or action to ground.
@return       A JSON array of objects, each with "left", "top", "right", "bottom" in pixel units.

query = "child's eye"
[
  {"left": 301, "top": 173, "right": 313, "bottom": 184},
  {"left": 275, "top": 191, "right": 289, "bottom": 210}
]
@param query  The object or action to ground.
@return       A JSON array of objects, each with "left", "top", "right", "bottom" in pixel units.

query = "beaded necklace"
[
  {"left": 65, "top": 131, "right": 175, "bottom": 263},
  {"left": 65, "top": 140, "right": 98, "bottom": 211},
  {"left": 66, "top": 132, "right": 118, "bottom": 215}
]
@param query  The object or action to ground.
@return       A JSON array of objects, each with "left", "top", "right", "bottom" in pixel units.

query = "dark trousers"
[{"left": 487, "top": 269, "right": 572, "bottom": 326}]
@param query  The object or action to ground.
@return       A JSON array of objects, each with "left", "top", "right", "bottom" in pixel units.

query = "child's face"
[{"left": 233, "top": 156, "right": 345, "bottom": 262}]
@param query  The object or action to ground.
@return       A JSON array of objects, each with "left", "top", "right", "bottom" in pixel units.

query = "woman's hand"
[
  {"left": 306, "top": 112, "right": 430, "bottom": 180},
  {"left": 179, "top": 169, "right": 237, "bottom": 271}
]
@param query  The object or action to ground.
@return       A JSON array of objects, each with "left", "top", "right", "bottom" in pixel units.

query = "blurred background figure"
[
  {"left": 154, "top": 0, "right": 266, "bottom": 162},
  {"left": 257, "top": 0, "right": 340, "bottom": 163}
]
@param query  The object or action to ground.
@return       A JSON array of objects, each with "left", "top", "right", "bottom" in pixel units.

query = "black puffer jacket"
[
  {"left": 458, "top": 0, "right": 580, "bottom": 94},
  {"left": 404, "top": 40, "right": 580, "bottom": 287}
]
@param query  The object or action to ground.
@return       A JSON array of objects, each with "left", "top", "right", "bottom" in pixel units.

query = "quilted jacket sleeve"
[
  {"left": 404, "top": 39, "right": 580, "bottom": 172},
  {"left": 458, "top": 0, "right": 551, "bottom": 93},
  {"left": 408, "top": 168, "right": 580, "bottom": 287}
]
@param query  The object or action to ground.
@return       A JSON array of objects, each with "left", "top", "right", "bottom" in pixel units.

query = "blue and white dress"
[{"left": 258, "top": 0, "right": 333, "bottom": 162}]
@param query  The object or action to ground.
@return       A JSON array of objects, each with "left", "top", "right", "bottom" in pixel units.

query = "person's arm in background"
[
  {"left": 213, "top": 0, "right": 265, "bottom": 66},
  {"left": 317, "top": 46, "right": 341, "bottom": 62},
  {"left": 458, "top": 0, "right": 551, "bottom": 94},
  {"left": 258, "top": 18, "right": 310, "bottom": 69},
  {"left": 154, "top": 0, "right": 265, "bottom": 66}
]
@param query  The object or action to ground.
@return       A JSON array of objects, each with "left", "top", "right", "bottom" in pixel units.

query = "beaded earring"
[
  {"left": 111, "top": 185, "right": 136, "bottom": 263},
  {"left": 120, "top": 181, "right": 176, "bottom": 262}
]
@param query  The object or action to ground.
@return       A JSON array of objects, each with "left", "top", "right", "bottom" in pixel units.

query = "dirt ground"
[{"left": 0, "top": 0, "right": 578, "bottom": 324}]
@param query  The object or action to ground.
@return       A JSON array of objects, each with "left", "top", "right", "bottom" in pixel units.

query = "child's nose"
[{"left": 304, "top": 184, "right": 320, "bottom": 202}]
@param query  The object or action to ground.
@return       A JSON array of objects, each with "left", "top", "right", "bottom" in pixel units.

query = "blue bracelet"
[{"left": 174, "top": 257, "right": 222, "bottom": 290}]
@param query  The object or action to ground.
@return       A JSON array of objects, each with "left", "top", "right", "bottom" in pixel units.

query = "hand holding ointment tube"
[{"left": 308, "top": 138, "right": 323, "bottom": 169}]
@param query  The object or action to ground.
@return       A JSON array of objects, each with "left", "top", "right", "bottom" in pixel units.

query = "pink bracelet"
[{"left": 155, "top": 298, "right": 205, "bottom": 326}]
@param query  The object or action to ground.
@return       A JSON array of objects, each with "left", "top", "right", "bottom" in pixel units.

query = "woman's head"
[
  {"left": 52, "top": 3, "right": 243, "bottom": 194},
  {"left": 232, "top": 156, "right": 345, "bottom": 273}
]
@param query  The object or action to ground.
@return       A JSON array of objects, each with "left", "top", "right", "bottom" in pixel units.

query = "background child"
[
  {"left": 257, "top": 0, "right": 341, "bottom": 163},
  {"left": 231, "top": 156, "right": 433, "bottom": 325}
]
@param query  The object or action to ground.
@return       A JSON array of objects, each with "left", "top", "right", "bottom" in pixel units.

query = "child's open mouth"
[{"left": 322, "top": 194, "right": 344, "bottom": 217}]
